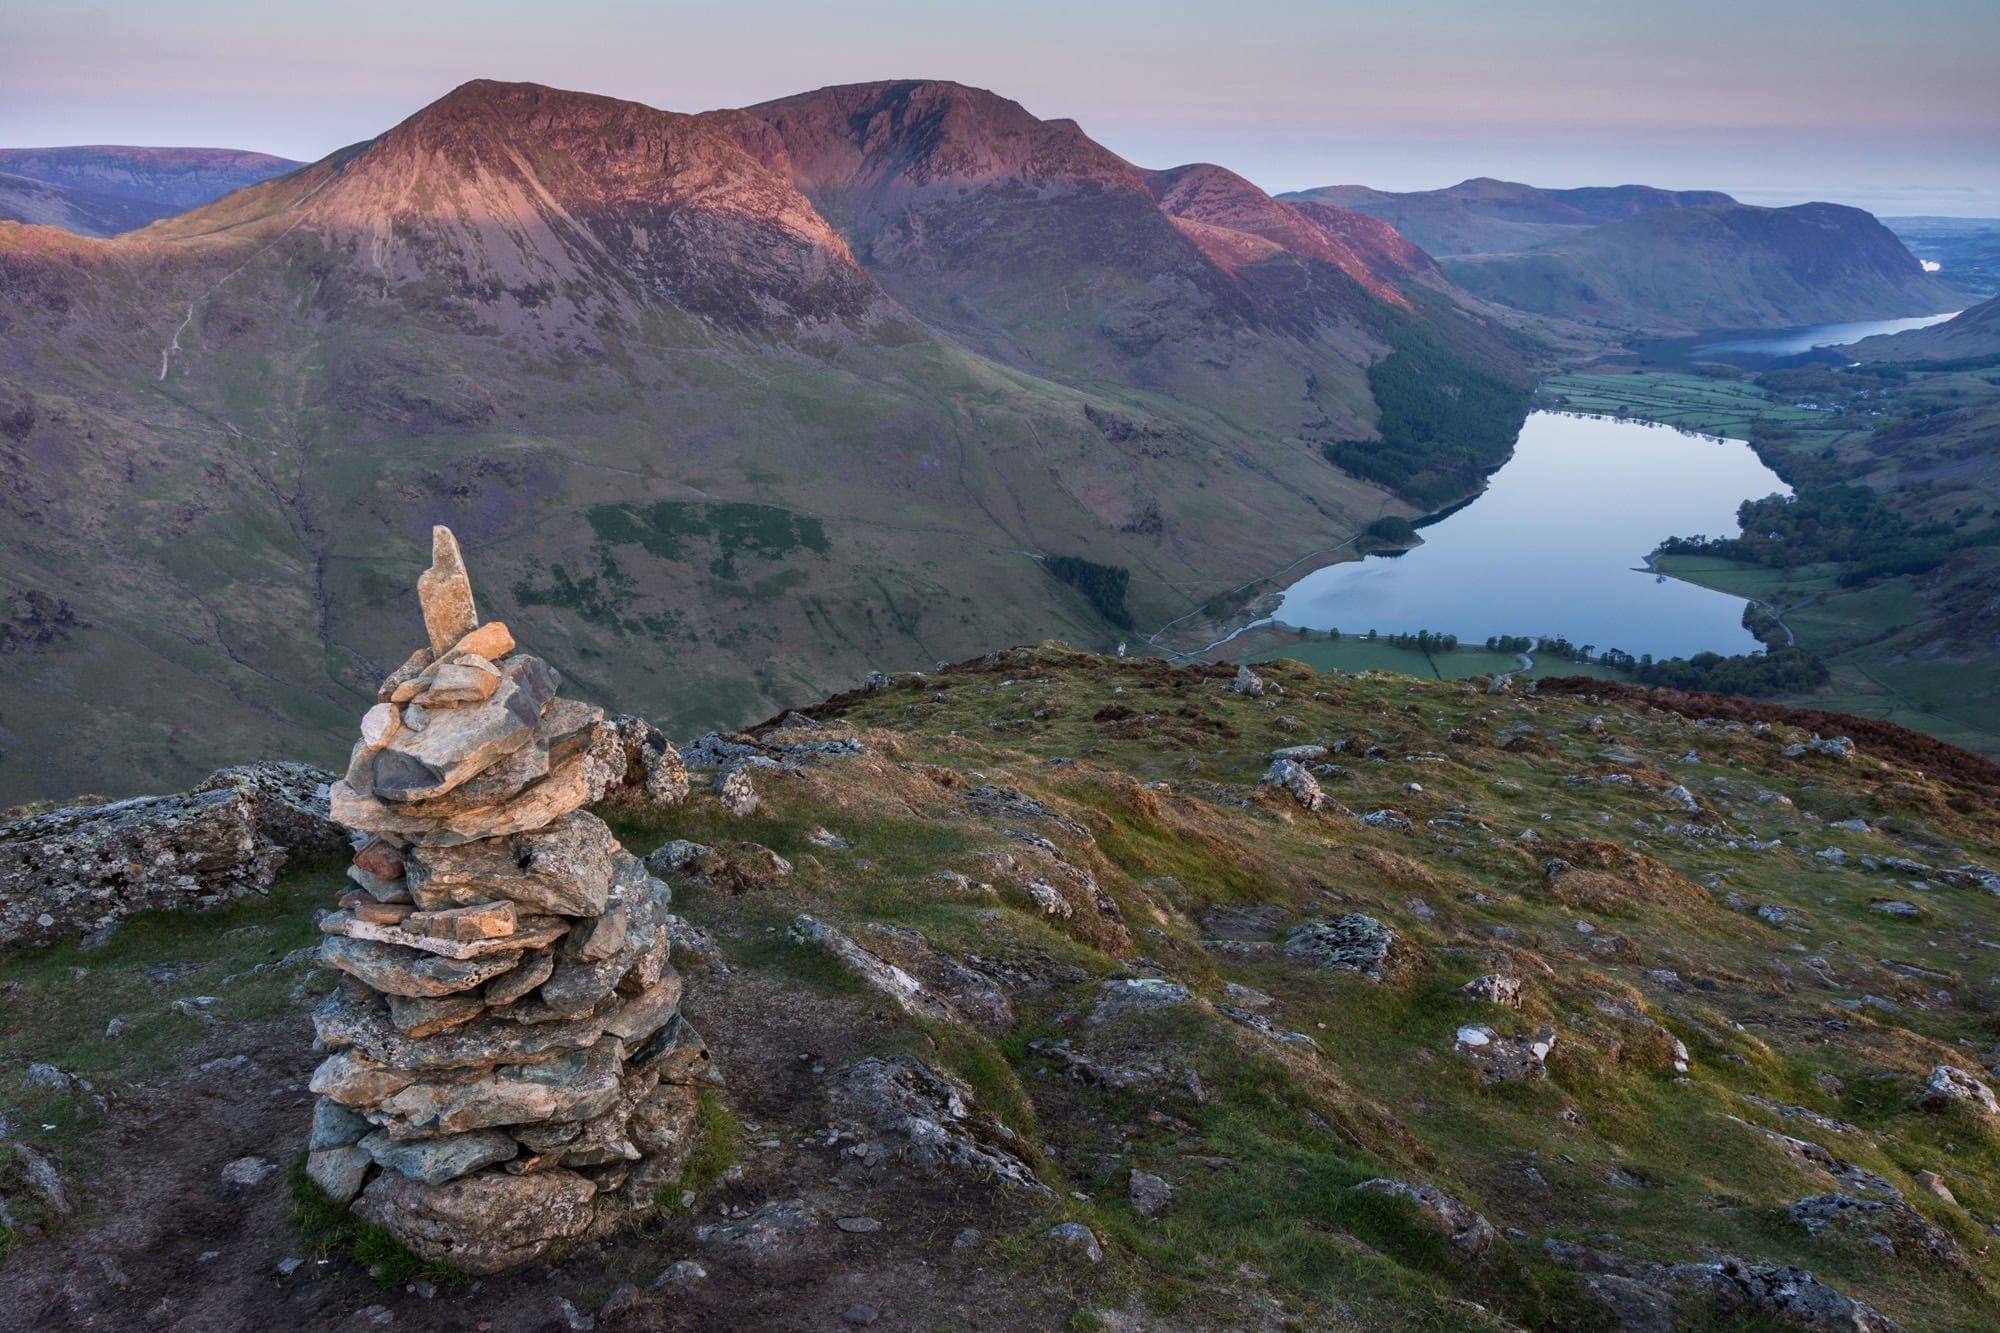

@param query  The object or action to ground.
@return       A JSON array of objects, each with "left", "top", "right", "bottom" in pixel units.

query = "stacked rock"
[{"left": 304, "top": 527, "right": 710, "bottom": 1275}]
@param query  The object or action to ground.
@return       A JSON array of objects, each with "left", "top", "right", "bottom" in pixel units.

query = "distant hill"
[
  {"left": 0, "top": 171, "right": 162, "bottom": 237},
  {"left": 1849, "top": 295, "right": 2000, "bottom": 361},
  {"left": 0, "top": 146, "right": 302, "bottom": 234},
  {"left": 1284, "top": 179, "right": 1961, "bottom": 332},
  {"left": 1441, "top": 202, "right": 1960, "bottom": 332},
  {"left": 1280, "top": 178, "right": 1734, "bottom": 258}
]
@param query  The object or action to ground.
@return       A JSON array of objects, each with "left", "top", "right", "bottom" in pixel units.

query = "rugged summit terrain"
[
  {"left": 5, "top": 647, "right": 2000, "bottom": 1328},
  {"left": 0, "top": 79, "right": 1530, "bottom": 803}
]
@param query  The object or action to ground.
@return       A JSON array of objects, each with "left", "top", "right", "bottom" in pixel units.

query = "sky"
[{"left": 4, "top": 0, "right": 1998, "bottom": 215}]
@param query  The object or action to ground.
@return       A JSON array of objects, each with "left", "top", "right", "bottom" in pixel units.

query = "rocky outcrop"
[
  {"left": 307, "top": 527, "right": 709, "bottom": 1274},
  {"left": 1351, "top": 1178, "right": 1496, "bottom": 1255},
  {"left": 1914, "top": 1065, "right": 2000, "bottom": 1118},
  {"left": 1455, "top": 1023, "right": 1558, "bottom": 1083},
  {"left": 0, "top": 761, "right": 340, "bottom": 948},
  {"left": 825, "top": 1055, "right": 1048, "bottom": 1196},
  {"left": 1284, "top": 915, "right": 1401, "bottom": 979},
  {"left": 1260, "top": 758, "right": 1326, "bottom": 813},
  {"left": 1545, "top": 1239, "right": 1903, "bottom": 1331}
]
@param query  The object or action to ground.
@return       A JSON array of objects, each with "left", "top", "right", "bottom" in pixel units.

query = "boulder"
[
  {"left": 319, "top": 934, "right": 523, "bottom": 998},
  {"left": 351, "top": 1167, "right": 596, "bottom": 1275},
  {"left": 306, "top": 1145, "right": 373, "bottom": 1203},
  {"left": 406, "top": 812, "right": 620, "bottom": 916},
  {"left": 415, "top": 526, "right": 480, "bottom": 657},
  {"left": 1915, "top": 1065, "right": 2000, "bottom": 1117},
  {"left": 717, "top": 768, "right": 759, "bottom": 817},
  {"left": 1455, "top": 1024, "right": 1557, "bottom": 1083},
  {"left": 826, "top": 1055, "right": 1049, "bottom": 1195},
  {"left": 1461, "top": 974, "right": 1523, "bottom": 1007},
  {"left": 593, "top": 715, "right": 691, "bottom": 809},
  {"left": 359, "top": 1128, "right": 519, "bottom": 1184},
  {"left": 1129, "top": 1169, "right": 1174, "bottom": 1217},
  {"left": 1284, "top": 915, "right": 1401, "bottom": 979},
  {"left": 1260, "top": 758, "right": 1325, "bottom": 813}
]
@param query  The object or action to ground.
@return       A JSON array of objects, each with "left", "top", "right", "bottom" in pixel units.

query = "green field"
[
  {"left": 1539, "top": 371, "right": 1841, "bottom": 441},
  {"left": 1658, "top": 554, "right": 2000, "bottom": 752}
]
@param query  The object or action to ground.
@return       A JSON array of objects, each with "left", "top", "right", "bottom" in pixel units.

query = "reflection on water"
[{"left": 1269, "top": 411, "right": 1789, "bottom": 660}]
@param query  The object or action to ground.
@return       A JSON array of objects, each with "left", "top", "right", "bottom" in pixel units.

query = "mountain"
[
  {"left": 1283, "top": 179, "right": 1960, "bottom": 332},
  {"left": 1442, "top": 202, "right": 1960, "bottom": 331},
  {"left": 9, "top": 644, "right": 2000, "bottom": 1328},
  {"left": 0, "top": 171, "right": 165, "bottom": 237},
  {"left": 0, "top": 79, "right": 1533, "bottom": 802},
  {"left": 1281, "top": 177, "right": 1735, "bottom": 258},
  {"left": 1849, "top": 295, "right": 2000, "bottom": 362},
  {"left": 0, "top": 146, "right": 303, "bottom": 232},
  {"left": 723, "top": 81, "right": 1509, "bottom": 430}
]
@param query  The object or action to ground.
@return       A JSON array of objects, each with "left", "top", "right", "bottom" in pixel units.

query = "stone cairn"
[{"left": 304, "top": 527, "right": 709, "bottom": 1274}]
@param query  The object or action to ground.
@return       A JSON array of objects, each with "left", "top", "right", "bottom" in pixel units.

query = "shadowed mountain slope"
[
  {"left": 1282, "top": 177, "right": 1737, "bottom": 258},
  {"left": 1286, "top": 178, "right": 1959, "bottom": 332},
  {"left": 0, "top": 146, "right": 303, "bottom": 234},
  {"left": 1440, "top": 202, "right": 1961, "bottom": 331},
  {"left": 0, "top": 171, "right": 165, "bottom": 238}
]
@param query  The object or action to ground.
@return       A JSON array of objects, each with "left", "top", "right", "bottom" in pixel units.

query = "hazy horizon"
[{"left": 4, "top": 0, "right": 1998, "bottom": 217}]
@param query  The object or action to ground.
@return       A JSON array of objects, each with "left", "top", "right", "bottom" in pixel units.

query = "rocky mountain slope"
[
  {"left": 0, "top": 146, "right": 303, "bottom": 232},
  {"left": 5, "top": 647, "right": 2000, "bottom": 1328},
  {"left": 0, "top": 79, "right": 1532, "bottom": 804}
]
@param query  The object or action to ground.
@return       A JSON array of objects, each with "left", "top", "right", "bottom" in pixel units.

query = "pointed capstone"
[{"left": 417, "top": 526, "right": 480, "bottom": 657}]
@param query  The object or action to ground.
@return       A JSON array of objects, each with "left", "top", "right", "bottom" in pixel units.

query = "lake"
[
  {"left": 1265, "top": 411, "right": 1789, "bottom": 660},
  {"left": 1692, "top": 311, "right": 1961, "bottom": 360},
  {"left": 1635, "top": 310, "right": 1962, "bottom": 369}
]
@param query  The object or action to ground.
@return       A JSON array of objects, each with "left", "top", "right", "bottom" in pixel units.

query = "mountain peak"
[
  {"left": 746, "top": 78, "right": 1139, "bottom": 195},
  {"left": 140, "top": 78, "right": 895, "bottom": 337}
]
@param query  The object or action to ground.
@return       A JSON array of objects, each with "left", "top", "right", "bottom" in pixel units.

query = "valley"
[
  {"left": 0, "top": 78, "right": 1991, "bottom": 803},
  {"left": 0, "top": 79, "right": 1535, "bottom": 804},
  {"left": 7, "top": 11, "right": 2000, "bottom": 1328}
]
